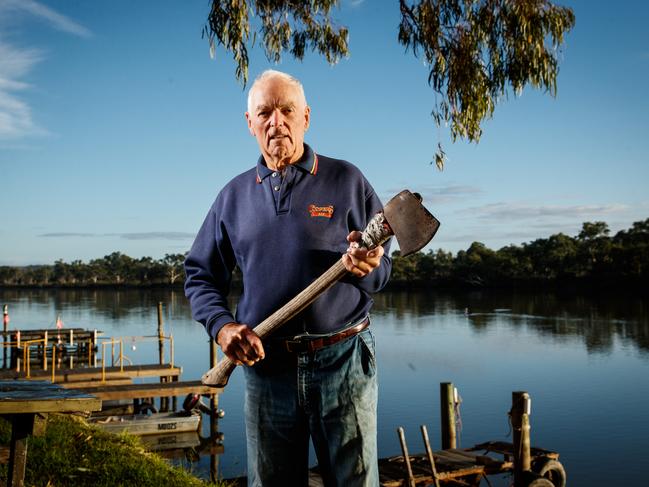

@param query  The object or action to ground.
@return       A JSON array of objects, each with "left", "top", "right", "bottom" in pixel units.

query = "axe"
[{"left": 202, "top": 190, "right": 440, "bottom": 387}]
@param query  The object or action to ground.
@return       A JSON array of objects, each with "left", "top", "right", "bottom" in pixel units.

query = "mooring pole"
[
  {"left": 3, "top": 304, "right": 8, "bottom": 369},
  {"left": 511, "top": 391, "right": 532, "bottom": 486},
  {"left": 157, "top": 302, "right": 168, "bottom": 411},
  {"left": 440, "top": 382, "right": 457, "bottom": 449}
]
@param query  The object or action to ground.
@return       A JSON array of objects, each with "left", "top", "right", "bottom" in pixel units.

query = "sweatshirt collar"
[{"left": 256, "top": 144, "right": 318, "bottom": 183}]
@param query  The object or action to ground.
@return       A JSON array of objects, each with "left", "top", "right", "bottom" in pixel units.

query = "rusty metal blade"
[{"left": 383, "top": 190, "right": 440, "bottom": 256}]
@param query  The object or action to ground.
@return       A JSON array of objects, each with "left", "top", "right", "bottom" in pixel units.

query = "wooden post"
[
  {"left": 157, "top": 302, "right": 168, "bottom": 411},
  {"left": 209, "top": 338, "right": 220, "bottom": 482},
  {"left": 92, "top": 329, "right": 98, "bottom": 367},
  {"left": 42, "top": 331, "right": 48, "bottom": 371},
  {"left": 440, "top": 382, "right": 457, "bottom": 449},
  {"left": 157, "top": 302, "right": 164, "bottom": 364},
  {"left": 511, "top": 391, "right": 532, "bottom": 486},
  {"left": 420, "top": 425, "right": 440, "bottom": 487},
  {"left": 397, "top": 427, "right": 416, "bottom": 487},
  {"left": 7, "top": 413, "right": 35, "bottom": 487},
  {"left": 3, "top": 304, "right": 8, "bottom": 369},
  {"left": 69, "top": 330, "right": 74, "bottom": 369}
]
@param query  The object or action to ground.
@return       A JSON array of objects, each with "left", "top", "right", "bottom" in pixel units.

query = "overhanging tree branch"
[{"left": 205, "top": 0, "right": 575, "bottom": 169}]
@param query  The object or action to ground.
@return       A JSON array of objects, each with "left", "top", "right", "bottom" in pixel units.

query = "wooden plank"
[
  {"left": 1, "top": 328, "right": 87, "bottom": 337},
  {"left": 58, "top": 378, "right": 133, "bottom": 388},
  {"left": 71, "top": 380, "right": 222, "bottom": 401},
  {"left": 0, "top": 381, "right": 102, "bottom": 414},
  {"left": 470, "top": 441, "right": 559, "bottom": 460},
  {"left": 0, "top": 364, "right": 182, "bottom": 381},
  {"left": 0, "top": 397, "right": 101, "bottom": 414},
  {"left": 447, "top": 448, "right": 508, "bottom": 471}
]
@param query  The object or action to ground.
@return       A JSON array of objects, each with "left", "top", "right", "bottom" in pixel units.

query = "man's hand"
[
  {"left": 216, "top": 323, "right": 265, "bottom": 366},
  {"left": 342, "top": 230, "right": 384, "bottom": 278}
]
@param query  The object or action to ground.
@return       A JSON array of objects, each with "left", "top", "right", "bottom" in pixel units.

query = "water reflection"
[
  {"left": 2, "top": 287, "right": 648, "bottom": 486},
  {"left": 372, "top": 290, "right": 649, "bottom": 354}
]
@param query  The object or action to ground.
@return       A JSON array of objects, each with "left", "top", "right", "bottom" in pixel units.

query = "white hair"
[{"left": 247, "top": 69, "right": 307, "bottom": 113}]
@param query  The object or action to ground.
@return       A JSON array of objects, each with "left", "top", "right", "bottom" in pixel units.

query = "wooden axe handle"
[
  {"left": 202, "top": 209, "right": 394, "bottom": 387},
  {"left": 202, "top": 258, "right": 348, "bottom": 387}
]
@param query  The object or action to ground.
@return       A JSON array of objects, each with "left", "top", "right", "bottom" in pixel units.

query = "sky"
[{"left": 0, "top": 0, "right": 648, "bottom": 266}]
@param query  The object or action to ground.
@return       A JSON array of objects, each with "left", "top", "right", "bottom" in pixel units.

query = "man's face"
[{"left": 245, "top": 77, "right": 310, "bottom": 170}]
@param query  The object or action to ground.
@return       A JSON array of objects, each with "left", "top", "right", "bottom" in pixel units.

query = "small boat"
[{"left": 90, "top": 410, "right": 201, "bottom": 436}]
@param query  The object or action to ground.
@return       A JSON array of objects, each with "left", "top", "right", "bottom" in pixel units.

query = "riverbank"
[{"left": 0, "top": 414, "right": 229, "bottom": 487}]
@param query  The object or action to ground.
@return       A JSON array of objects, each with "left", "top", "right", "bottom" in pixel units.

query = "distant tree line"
[
  {"left": 390, "top": 218, "right": 649, "bottom": 288},
  {"left": 0, "top": 252, "right": 187, "bottom": 287},
  {"left": 1, "top": 218, "right": 647, "bottom": 289}
]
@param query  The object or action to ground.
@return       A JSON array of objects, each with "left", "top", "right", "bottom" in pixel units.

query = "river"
[{"left": 1, "top": 287, "right": 647, "bottom": 486}]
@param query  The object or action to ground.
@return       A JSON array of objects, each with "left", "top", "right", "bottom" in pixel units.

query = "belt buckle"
[{"left": 284, "top": 337, "right": 307, "bottom": 353}]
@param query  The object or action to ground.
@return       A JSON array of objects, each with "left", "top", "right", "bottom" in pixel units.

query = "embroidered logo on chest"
[{"left": 308, "top": 204, "right": 334, "bottom": 218}]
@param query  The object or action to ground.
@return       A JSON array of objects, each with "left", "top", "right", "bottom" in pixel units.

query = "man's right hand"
[{"left": 216, "top": 323, "right": 265, "bottom": 366}]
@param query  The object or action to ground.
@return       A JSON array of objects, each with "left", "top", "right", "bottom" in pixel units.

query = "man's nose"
[{"left": 269, "top": 109, "right": 284, "bottom": 127}]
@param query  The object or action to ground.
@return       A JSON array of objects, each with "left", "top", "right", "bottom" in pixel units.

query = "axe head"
[{"left": 383, "top": 190, "right": 440, "bottom": 256}]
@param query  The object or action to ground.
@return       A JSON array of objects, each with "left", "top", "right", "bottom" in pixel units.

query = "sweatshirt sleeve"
[{"left": 184, "top": 203, "right": 237, "bottom": 339}]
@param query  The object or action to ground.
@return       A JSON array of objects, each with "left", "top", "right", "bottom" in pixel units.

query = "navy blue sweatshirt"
[{"left": 184, "top": 144, "right": 392, "bottom": 339}]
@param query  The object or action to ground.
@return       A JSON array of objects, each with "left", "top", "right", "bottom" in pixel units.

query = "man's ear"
[
  {"left": 245, "top": 112, "right": 255, "bottom": 136},
  {"left": 304, "top": 106, "right": 311, "bottom": 131}
]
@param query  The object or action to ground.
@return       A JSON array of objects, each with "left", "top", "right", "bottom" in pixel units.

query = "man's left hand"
[{"left": 343, "top": 230, "right": 384, "bottom": 278}]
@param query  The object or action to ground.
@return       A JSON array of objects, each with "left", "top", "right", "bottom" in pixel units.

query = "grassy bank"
[{"left": 0, "top": 413, "right": 229, "bottom": 487}]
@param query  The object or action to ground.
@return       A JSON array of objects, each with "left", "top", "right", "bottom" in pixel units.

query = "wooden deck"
[
  {"left": 0, "top": 363, "right": 182, "bottom": 382},
  {"left": 72, "top": 380, "right": 222, "bottom": 401},
  {"left": 377, "top": 442, "right": 560, "bottom": 486}
]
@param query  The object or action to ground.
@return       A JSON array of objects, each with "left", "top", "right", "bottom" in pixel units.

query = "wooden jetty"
[
  {"left": 0, "top": 363, "right": 182, "bottom": 382},
  {"left": 378, "top": 384, "right": 566, "bottom": 487},
  {"left": 0, "top": 302, "right": 226, "bottom": 485},
  {"left": 1, "top": 327, "right": 102, "bottom": 370},
  {"left": 0, "top": 380, "right": 101, "bottom": 487},
  {"left": 73, "top": 379, "right": 221, "bottom": 401}
]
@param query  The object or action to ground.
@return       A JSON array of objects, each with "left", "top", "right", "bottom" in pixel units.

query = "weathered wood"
[
  {"left": 469, "top": 441, "right": 559, "bottom": 460},
  {"left": 7, "top": 413, "right": 34, "bottom": 487},
  {"left": 59, "top": 378, "right": 133, "bottom": 388},
  {"left": 73, "top": 380, "right": 221, "bottom": 401},
  {"left": 0, "top": 381, "right": 101, "bottom": 487},
  {"left": 397, "top": 427, "right": 416, "bottom": 487},
  {"left": 157, "top": 302, "right": 167, "bottom": 411},
  {"left": 511, "top": 391, "right": 532, "bottom": 486},
  {"left": 208, "top": 338, "right": 220, "bottom": 481},
  {"left": 0, "top": 363, "right": 181, "bottom": 381},
  {"left": 0, "top": 380, "right": 101, "bottom": 414},
  {"left": 440, "top": 382, "right": 457, "bottom": 449},
  {"left": 202, "top": 258, "right": 349, "bottom": 387},
  {"left": 378, "top": 453, "right": 485, "bottom": 485},
  {"left": 420, "top": 425, "right": 440, "bottom": 487}
]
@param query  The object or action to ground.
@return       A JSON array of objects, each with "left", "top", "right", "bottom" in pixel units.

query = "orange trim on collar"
[{"left": 310, "top": 153, "right": 319, "bottom": 175}]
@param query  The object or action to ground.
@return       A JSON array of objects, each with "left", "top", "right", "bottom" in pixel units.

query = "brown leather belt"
[{"left": 282, "top": 318, "right": 370, "bottom": 353}]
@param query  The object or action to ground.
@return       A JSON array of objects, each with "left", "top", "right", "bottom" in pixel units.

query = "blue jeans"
[{"left": 243, "top": 328, "right": 378, "bottom": 487}]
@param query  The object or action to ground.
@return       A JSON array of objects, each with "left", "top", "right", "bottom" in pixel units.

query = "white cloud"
[
  {"left": 0, "top": 0, "right": 92, "bottom": 38},
  {"left": 0, "top": 42, "right": 44, "bottom": 139},
  {"left": 457, "top": 202, "right": 628, "bottom": 221},
  {"left": 0, "top": 0, "right": 91, "bottom": 140}
]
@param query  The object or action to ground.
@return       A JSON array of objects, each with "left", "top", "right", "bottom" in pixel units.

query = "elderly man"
[{"left": 184, "top": 69, "right": 391, "bottom": 486}]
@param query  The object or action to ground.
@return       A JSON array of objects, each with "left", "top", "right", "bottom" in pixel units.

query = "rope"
[{"left": 454, "top": 391, "right": 463, "bottom": 447}]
